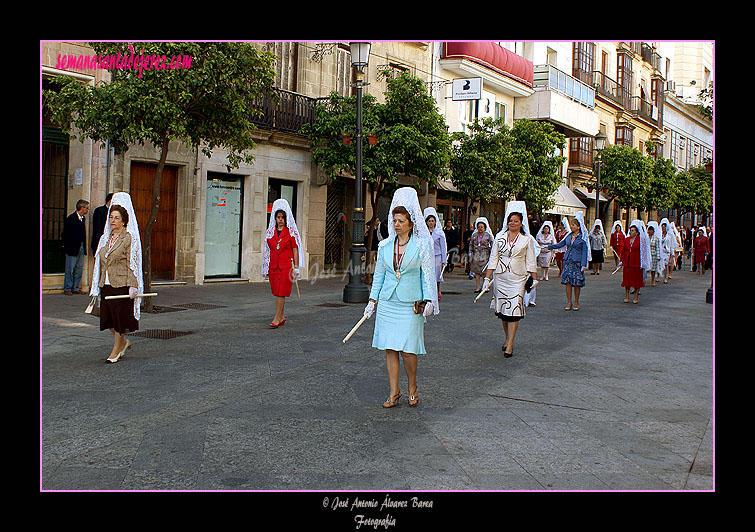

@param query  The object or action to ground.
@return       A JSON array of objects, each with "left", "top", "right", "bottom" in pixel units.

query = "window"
[
  {"left": 569, "top": 137, "right": 593, "bottom": 168},
  {"left": 572, "top": 42, "right": 595, "bottom": 84},
  {"left": 458, "top": 100, "right": 477, "bottom": 134},
  {"left": 495, "top": 102, "right": 506, "bottom": 123},
  {"left": 616, "top": 126, "right": 633, "bottom": 148},
  {"left": 670, "top": 130, "right": 680, "bottom": 168},
  {"left": 617, "top": 53, "right": 633, "bottom": 108}
]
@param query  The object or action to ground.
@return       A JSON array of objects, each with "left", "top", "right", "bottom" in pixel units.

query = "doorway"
[
  {"left": 130, "top": 162, "right": 178, "bottom": 280},
  {"left": 205, "top": 173, "right": 243, "bottom": 278},
  {"left": 267, "top": 178, "right": 298, "bottom": 227}
]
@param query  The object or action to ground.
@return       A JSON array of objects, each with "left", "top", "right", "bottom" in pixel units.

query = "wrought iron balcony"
[
  {"left": 629, "top": 95, "right": 659, "bottom": 125},
  {"left": 249, "top": 87, "right": 318, "bottom": 134},
  {"left": 591, "top": 71, "right": 630, "bottom": 108}
]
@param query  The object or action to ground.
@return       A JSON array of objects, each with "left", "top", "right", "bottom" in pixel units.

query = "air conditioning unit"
[{"left": 666, "top": 80, "right": 676, "bottom": 92}]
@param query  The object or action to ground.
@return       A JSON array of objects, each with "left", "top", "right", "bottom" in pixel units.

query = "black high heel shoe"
[{"left": 502, "top": 345, "right": 513, "bottom": 358}]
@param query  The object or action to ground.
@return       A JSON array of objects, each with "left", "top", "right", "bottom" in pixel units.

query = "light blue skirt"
[{"left": 372, "top": 294, "right": 426, "bottom": 354}]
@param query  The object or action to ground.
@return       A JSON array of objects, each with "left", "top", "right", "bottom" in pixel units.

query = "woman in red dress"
[
  {"left": 621, "top": 222, "right": 647, "bottom": 304},
  {"left": 610, "top": 221, "right": 625, "bottom": 269},
  {"left": 554, "top": 218, "right": 568, "bottom": 277},
  {"left": 693, "top": 227, "right": 709, "bottom": 275},
  {"left": 262, "top": 199, "right": 302, "bottom": 328}
]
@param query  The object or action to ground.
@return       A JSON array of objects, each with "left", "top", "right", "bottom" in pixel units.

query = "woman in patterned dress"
[{"left": 546, "top": 213, "right": 589, "bottom": 311}]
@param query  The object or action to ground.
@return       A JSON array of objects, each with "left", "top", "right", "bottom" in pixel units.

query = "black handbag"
[{"left": 524, "top": 275, "right": 534, "bottom": 293}]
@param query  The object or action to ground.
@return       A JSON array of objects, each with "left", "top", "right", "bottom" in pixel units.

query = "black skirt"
[
  {"left": 591, "top": 249, "right": 604, "bottom": 263},
  {"left": 99, "top": 285, "right": 139, "bottom": 334},
  {"left": 495, "top": 312, "right": 522, "bottom": 322}
]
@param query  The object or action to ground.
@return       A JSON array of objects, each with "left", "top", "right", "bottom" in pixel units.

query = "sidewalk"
[{"left": 41, "top": 264, "right": 714, "bottom": 492}]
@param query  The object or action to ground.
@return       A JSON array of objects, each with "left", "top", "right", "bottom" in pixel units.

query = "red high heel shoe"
[{"left": 279, "top": 318, "right": 286, "bottom": 326}]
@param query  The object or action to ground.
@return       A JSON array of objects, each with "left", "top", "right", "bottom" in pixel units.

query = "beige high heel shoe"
[
  {"left": 383, "top": 391, "right": 402, "bottom": 408},
  {"left": 107, "top": 340, "right": 131, "bottom": 363},
  {"left": 408, "top": 389, "right": 419, "bottom": 407}
]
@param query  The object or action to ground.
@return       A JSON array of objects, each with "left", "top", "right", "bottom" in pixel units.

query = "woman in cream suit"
[
  {"left": 363, "top": 188, "right": 437, "bottom": 408},
  {"left": 90, "top": 192, "right": 143, "bottom": 363},
  {"left": 480, "top": 202, "right": 538, "bottom": 358}
]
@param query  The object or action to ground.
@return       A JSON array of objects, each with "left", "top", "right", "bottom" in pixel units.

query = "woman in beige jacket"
[{"left": 90, "top": 193, "right": 143, "bottom": 363}]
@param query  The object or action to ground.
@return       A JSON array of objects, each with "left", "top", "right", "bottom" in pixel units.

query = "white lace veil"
[
  {"left": 536, "top": 221, "right": 554, "bottom": 242},
  {"left": 473, "top": 217, "right": 494, "bottom": 239},
  {"left": 670, "top": 221, "right": 682, "bottom": 249},
  {"left": 89, "top": 192, "right": 144, "bottom": 320},
  {"left": 261, "top": 198, "right": 305, "bottom": 276},
  {"left": 423, "top": 207, "right": 440, "bottom": 233},
  {"left": 495, "top": 201, "right": 539, "bottom": 309},
  {"left": 611, "top": 220, "right": 625, "bottom": 237},
  {"left": 387, "top": 187, "right": 439, "bottom": 315},
  {"left": 629, "top": 219, "right": 652, "bottom": 271},
  {"left": 647, "top": 221, "right": 664, "bottom": 269},
  {"left": 570, "top": 211, "right": 591, "bottom": 263},
  {"left": 591, "top": 219, "right": 606, "bottom": 243},
  {"left": 502, "top": 199, "right": 540, "bottom": 255}
]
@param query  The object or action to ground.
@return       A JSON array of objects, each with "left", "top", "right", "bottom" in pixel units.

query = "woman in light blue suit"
[{"left": 363, "top": 188, "right": 438, "bottom": 408}]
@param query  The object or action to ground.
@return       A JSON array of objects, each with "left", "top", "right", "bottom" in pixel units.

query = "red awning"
[{"left": 442, "top": 42, "right": 533, "bottom": 87}]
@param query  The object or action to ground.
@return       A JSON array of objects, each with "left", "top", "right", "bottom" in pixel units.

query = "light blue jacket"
[{"left": 370, "top": 235, "right": 433, "bottom": 303}]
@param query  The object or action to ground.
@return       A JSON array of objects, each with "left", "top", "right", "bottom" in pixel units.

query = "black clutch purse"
[{"left": 524, "top": 275, "right": 534, "bottom": 293}]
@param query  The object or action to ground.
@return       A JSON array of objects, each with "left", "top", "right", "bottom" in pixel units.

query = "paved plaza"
[{"left": 41, "top": 263, "right": 714, "bottom": 494}]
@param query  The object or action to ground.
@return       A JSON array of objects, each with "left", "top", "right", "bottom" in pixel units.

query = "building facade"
[{"left": 41, "top": 40, "right": 713, "bottom": 293}]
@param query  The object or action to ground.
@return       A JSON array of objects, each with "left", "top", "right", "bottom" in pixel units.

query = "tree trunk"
[{"left": 142, "top": 136, "right": 170, "bottom": 313}]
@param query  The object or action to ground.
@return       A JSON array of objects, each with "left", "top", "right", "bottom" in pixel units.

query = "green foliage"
[
  {"left": 303, "top": 70, "right": 451, "bottom": 192},
  {"left": 599, "top": 144, "right": 653, "bottom": 211},
  {"left": 600, "top": 142, "right": 712, "bottom": 217},
  {"left": 508, "top": 119, "right": 566, "bottom": 215},
  {"left": 449, "top": 117, "right": 515, "bottom": 203},
  {"left": 645, "top": 156, "right": 678, "bottom": 211},
  {"left": 450, "top": 118, "right": 565, "bottom": 217},
  {"left": 44, "top": 42, "right": 277, "bottom": 170},
  {"left": 674, "top": 166, "right": 713, "bottom": 214}
]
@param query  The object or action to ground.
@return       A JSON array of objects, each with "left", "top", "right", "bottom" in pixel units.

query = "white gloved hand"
[
  {"left": 294, "top": 267, "right": 300, "bottom": 279},
  {"left": 481, "top": 277, "right": 491, "bottom": 292},
  {"left": 364, "top": 301, "right": 375, "bottom": 319},
  {"left": 581, "top": 266, "right": 587, "bottom": 272},
  {"left": 129, "top": 287, "right": 139, "bottom": 299},
  {"left": 422, "top": 302, "right": 434, "bottom": 317},
  {"left": 530, "top": 279, "right": 539, "bottom": 290}
]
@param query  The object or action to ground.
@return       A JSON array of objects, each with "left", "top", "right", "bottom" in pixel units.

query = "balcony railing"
[
  {"left": 641, "top": 43, "right": 662, "bottom": 71},
  {"left": 629, "top": 96, "right": 659, "bottom": 125},
  {"left": 533, "top": 64, "right": 595, "bottom": 109},
  {"left": 249, "top": 87, "right": 318, "bottom": 134},
  {"left": 591, "top": 70, "right": 630, "bottom": 108}
]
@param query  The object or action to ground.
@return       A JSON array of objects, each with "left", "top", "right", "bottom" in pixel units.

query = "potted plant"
[{"left": 703, "top": 157, "right": 712, "bottom": 173}]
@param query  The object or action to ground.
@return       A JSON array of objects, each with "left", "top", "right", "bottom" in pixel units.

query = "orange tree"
[{"left": 44, "top": 42, "right": 276, "bottom": 308}]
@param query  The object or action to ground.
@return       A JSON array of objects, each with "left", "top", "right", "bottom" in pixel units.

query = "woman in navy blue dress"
[{"left": 547, "top": 214, "right": 589, "bottom": 310}]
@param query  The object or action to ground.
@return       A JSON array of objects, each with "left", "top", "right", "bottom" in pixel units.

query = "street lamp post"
[
  {"left": 593, "top": 130, "right": 607, "bottom": 225},
  {"left": 343, "top": 42, "right": 371, "bottom": 303}
]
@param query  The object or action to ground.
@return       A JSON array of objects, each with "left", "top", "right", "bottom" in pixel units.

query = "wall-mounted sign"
[{"left": 452, "top": 78, "right": 482, "bottom": 101}]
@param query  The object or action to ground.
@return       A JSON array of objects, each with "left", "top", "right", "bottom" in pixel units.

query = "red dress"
[
  {"left": 694, "top": 235, "right": 709, "bottom": 264},
  {"left": 267, "top": 226, "right": 296, "bottom": 297},
  {"left": 554, "top": 228, "right": 567, "bottom": 260},
  {"left": 611, "top": 231, "right": 625, "bottom": 259},
  {"left": 621, "top": 235, "right": 645, "bottom": 289}
]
